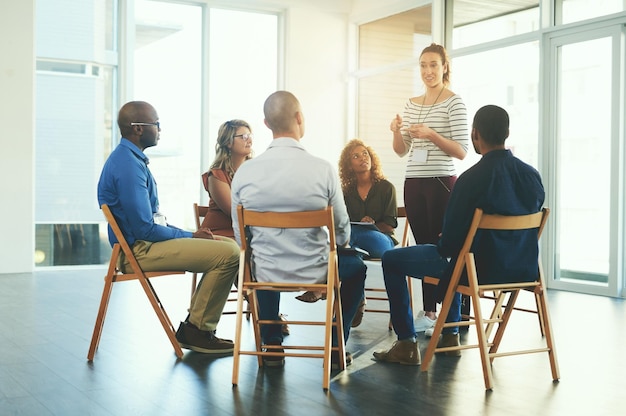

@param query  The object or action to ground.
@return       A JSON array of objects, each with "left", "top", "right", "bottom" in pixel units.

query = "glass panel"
[
  {"left": 561, "top": 0, "right": 624, "bottom": 25},
  {"left": 134, "top": 0, "right": 202, "bottom": 230},
  {"left": 451, "top": 0, "right": 539, "bottom": 49},
  {"left": 453, "top": 42, "right": 540, "bottom": 174},
  {"left": 556, "top": 37, "right": 612, "bottom": 282},
  {"left": 207, "top": 9, "right": 278, "bottom": 164},
  {"left": 35, "top": 0, "right": 117, "bottom": 267}
]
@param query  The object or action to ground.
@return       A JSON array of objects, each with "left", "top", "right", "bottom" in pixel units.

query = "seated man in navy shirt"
[
  {"left": 98, "top": 101, "right": 240, "bottom": 355},
  {"left": 373, "top": 104, "right": 545, "bottom": 365}
]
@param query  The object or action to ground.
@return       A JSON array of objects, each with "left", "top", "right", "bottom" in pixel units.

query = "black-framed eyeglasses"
[
  {"left": 130, "top": 121, "right": 160, "bottom": 129},
  {"left": 234, "top": 133, "right": 253, "bottom": 142}
]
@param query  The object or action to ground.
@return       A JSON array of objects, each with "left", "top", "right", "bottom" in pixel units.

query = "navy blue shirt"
[
  {"left": 97, "top": 138, "right": 192, "bottom": 247},
  {"left": 436, "top": 149, "right": 545, "bottom": 295}
]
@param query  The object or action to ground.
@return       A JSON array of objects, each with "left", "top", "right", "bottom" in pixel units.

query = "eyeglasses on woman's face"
[{"left": 234, "top": 133, "right": 253, "bottom": 142}]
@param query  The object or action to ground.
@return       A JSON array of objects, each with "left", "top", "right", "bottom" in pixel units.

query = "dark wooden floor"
[{"left": 0, "top": 265, "right": 623, "bottom": 416}]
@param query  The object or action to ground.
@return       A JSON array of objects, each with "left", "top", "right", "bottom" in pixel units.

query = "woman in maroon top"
[
  {"left": 200, "top": 120, "right": 290, "bottom": 336},
  {"left": 200, "top": 120, "right": 254, "bottom": 238}
]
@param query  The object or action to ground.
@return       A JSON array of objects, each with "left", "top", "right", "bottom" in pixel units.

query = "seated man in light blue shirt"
[{"left": 231, "top": 91, "right": 366, "bottom": 368}]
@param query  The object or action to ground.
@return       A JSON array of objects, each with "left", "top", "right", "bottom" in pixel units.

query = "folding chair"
[
  {"left": 421, "top": 208, "right": 559, "bottom": 390},
  {"left": 87, "top": 204, "right": 186, "bottom": 360},
  {"left": 363, "top": 206, "right": 414, "bottom": 329},
  {"left": 231, "top": 205, "right": 345, "bottom": 391}
]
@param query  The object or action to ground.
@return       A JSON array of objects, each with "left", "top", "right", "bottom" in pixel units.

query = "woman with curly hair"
[
  {"left": 200, "top": 119, "right": 254, "bottom": 238},
  {"left": 340, "top": 139, "right": 398, "bottom": 258},
  {"left": 296, "top": 139, "right": 398, "bottom": 313}
]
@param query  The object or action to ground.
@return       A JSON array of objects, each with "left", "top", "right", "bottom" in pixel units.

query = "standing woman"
[
  {"left": 389, "top": 43, "right": 468, "bottom": 333},
  {"left": 200, "top": 119, "right": 254, "bottom": 238}
]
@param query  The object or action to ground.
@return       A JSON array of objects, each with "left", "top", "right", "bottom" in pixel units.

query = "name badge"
[{"left": 411, "top": 148, "right": 428, "bottom": 163}]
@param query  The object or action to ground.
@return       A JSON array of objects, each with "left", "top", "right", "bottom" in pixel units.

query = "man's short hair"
[{"left": 473, "top": 105, "right": 509, "bottom": 146}]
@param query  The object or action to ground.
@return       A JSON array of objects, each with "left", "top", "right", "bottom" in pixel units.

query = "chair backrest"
[
  {"left": 451, "top": 207, "right": 549, "bottom": 286},
  {"left": 193, "top": 203, "right": 210, "bottom": 230},
  {"left": 101, "top": 204, "right": 145, "bottom": 275},
  {"left": 396, "top": 206, "right": 410, "bottom": 248},
  {"left": 236, "top": 205, "right": 336, "bottom": 253}
]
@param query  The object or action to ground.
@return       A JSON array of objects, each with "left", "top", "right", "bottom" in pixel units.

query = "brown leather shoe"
[
  {"left": 175, "top": 321, "right": 233, "bottom": 354},
  {"left": 373, "top": 340, "right": 420, "bottom": 365},
  {"left": 436, "top": 333, "right": 461, "bottom": 356}
]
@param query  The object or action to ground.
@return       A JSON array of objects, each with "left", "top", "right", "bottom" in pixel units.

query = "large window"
[
  {"left": 453, "top": 42, "right": 540, "bottom": 174},
  {"left": 34, "top": 0, "right": 117, "bottom": 267},
  {"left": 34, "top": 0, "right": 279, "bottom": 268},
  {"left": 133, "top": 2, "right": 278, "bottom": 230}
]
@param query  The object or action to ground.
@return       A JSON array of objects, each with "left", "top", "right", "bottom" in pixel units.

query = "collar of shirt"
[
  {"left": 267, "top": 137, "right": 306, "bottom": 151},
  {"left": 120, "top": 137, "right": 150, "bottom": 165}
]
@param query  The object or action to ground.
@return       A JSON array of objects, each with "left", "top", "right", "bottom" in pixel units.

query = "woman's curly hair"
[{"left": 338, "top": 139, "right": 386, "bottom": 193}]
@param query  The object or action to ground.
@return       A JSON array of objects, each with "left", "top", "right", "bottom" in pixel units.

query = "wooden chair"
[
  {"left": 231, "top": 205, "right": 345, "bottom": 391},
  {"left": 420, "top": 208, "right": 560, "bottom": 390},
  {"left": 192, "top": 203, "right": 250, "bottom": 319},
  {"left": 88, "top": 204, "right": 186, "bottom": 360},
  {"left": 363, "top": 206, "right": 414, "bottom": 329}
]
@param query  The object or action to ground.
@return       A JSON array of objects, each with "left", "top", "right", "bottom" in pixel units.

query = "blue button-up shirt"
[
  {"left": 437, "top": 149, "right": 545, "bottom": 292},
  {"left": 97, "top": 138, "right": 192, "bottom": 247}
]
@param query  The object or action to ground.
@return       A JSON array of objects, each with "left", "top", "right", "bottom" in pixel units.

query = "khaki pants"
[{"left": 123, "top": 236, "right": 239, "bottom": 331}]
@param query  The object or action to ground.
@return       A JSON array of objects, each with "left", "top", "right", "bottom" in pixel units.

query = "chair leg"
[
  {"left": 536, "top": 288, "right": 560, "bottom": 381},
  {"left": 470, "top": 285, "right": 494, "bottom": 390},
  {"left": 87, "top": 273, "right": 115, "bottom": 361},
  {"left": 232, "top": 285, "right": 247, "bottom": 387}
]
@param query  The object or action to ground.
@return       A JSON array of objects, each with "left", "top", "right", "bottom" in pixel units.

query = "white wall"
[{"left": 0, "top": 1, "right": 35, "bottom": 274}]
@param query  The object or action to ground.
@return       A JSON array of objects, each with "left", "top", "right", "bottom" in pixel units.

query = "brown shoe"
[
  {"left": 351, "top": 298, "right": 366, "bottom": 328},
  {"left": 436, "top": 332, "right": 461, "bottom": 356},
  {"left": 176, "top": 321, "right": 234, "bottom": 354},
  {"left": 373, "top": 340, "right": 420, "bottom": 365}
]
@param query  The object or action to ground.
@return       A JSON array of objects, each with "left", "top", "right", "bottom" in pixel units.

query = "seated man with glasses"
[{"left": 98, "top": 100, "right": 240, "bottom": 355}]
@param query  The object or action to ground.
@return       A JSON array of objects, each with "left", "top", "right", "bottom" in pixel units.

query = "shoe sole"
[
  {"left": 178, "top": 342, "right": 233, "bottom": 354},
  {"left": 263, "top": 359, "right": 285, "bottom": 368},
  {"left": 372, "top": 353, "right": 420, "bottom": 366}
]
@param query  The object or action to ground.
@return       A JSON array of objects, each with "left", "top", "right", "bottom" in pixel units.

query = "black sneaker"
[
  {"left": 175, "top": 321, "right": 234, "bottom": 354},
  {"left": 262, "top": 344, "right": 285, "bottom": 368}
]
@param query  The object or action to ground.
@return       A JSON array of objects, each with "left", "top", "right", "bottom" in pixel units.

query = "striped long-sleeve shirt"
[{"left": 400, "top": 94, "right": 469, "bottom": 178}]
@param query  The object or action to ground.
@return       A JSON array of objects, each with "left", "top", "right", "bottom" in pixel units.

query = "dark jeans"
[
  {"left": 257, "top": 253, "right": 366, "bottom": 346},
  {"left": 381, "top": 244, "right": 461, "bottom": 339}
]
